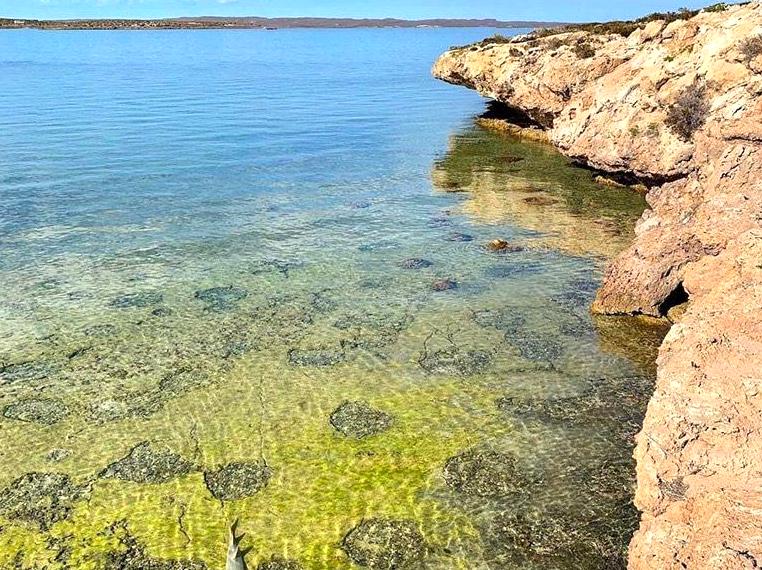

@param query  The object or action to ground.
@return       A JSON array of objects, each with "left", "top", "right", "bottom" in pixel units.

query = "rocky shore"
[{"left": 434, "top": 3, "right": 762, "bottom": 568}]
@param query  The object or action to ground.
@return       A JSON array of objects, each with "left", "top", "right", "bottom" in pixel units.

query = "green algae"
[{"left": 0, "top": 118, "right": 667, "bottom": 570}]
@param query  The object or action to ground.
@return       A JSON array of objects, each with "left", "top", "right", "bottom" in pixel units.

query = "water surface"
[{"left": 0, "top": 28, "right": 665, "bottom": 569}]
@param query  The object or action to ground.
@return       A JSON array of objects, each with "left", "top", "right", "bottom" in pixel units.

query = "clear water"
[{"left": 0, "top": 28, "right": 667, "bottom": 569}]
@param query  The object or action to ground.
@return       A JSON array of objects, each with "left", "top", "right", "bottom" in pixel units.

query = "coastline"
[{"left": 433, "top": 3, "right": 762, "bottom": 568}]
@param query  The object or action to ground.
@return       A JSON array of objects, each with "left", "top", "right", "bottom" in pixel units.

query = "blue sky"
[{"left": 0, "top": 1, "right": 738, "bottom": 23}]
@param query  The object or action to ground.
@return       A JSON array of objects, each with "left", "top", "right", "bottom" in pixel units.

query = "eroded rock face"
[
  {"left": 330, "top": 401, "right": 393, "bottom": 438},
  {"left": 99, "top": 442, "right": 194, "bottom": 484},
  {"left": 434, "top": 4, "right": 762, "bottom": 567},
  {"left": 203, "top": 461, "right": 272, "bottom": 501},
  {"left": 341, "top": 518, "right": 426, "bottom": 569}
]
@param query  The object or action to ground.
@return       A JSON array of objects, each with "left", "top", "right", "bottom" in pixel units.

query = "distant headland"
[{"left": 0, "top": 16, "right": 566, "bottom": 31}]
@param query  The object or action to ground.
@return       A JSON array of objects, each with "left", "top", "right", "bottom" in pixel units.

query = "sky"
[{"left": 0, "top": 0, "right": 739, "bottom": 23}]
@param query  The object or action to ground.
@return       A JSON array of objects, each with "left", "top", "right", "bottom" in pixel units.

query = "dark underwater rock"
[
  {"left": 203, "top": 462, "right": 272, "bottom": 501},
  {"left": 507, "top": 332, "right": 563, "bottom": 363},
  {"left": 341, "top": 518, "right": 426, "bottom": 569},
  {"left": 349, "top": 200, "right": 372, "bottom": 209},
  {"left": 194, "top": 286, "right": 248, "bottom": 312},
  {"left": 310, "top": 290, "right": 338, "bottom": 314},
  {"left": 400, "top": 258, "right": 433, "bottom": 270},
  {"left": 109, "top": 292, "right": 164, "bottom": 309},
  {"left": 432, "top": 278, "right": 458, "bottom": 292},
  {"left": 99, "top": 442, "right": 194, "bottom": 484},
  {"left": 330, "top": 401, "right": 393, "bottom": 439},
  {"left": 83, "top": 324, "right": 118, "bottom": 337},
  {"left": 419, "top": 348, "right": 491, "bottom": 377},
  {"left": 3, "top": 398, "right": 69, "bottom": 425},
  {"left": 251, "top": 259, "right": 301, "bottom": 278},
  {"left": 257, "top": 557, "right": 303, "bottom": 570},
  {"left": 105, "top": 531, "right": 207, "bottom": 570},
  {"left": 0, "top": 360, "right": 56, "bottom": 384},
  {"left": 471, "top": 309, "right": 526, "bottom": 334},
  {"left": 443, "top": 448, "right": 521, "bottom": 498},
  {"left": 481, "top": 505, "right": 631, "bottom": 570},
  {"left": 47, "top": 449, "right": 71, "bottom": 463},
  {"left": 151, "top": 307, "right": 173, "bottom": 318},
  {"left": 0, "top": 472, "right": 84, "bottom": 529},
  {"left": 483, "top": 239, "right": 524, "bottom": 253},
  {"left": 288, "top": 347, "right": 345, "bottom": 367}
]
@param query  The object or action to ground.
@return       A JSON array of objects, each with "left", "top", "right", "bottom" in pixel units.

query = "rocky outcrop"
[{"left": 434, "top": 4, "right": 762, "bottom": 568}]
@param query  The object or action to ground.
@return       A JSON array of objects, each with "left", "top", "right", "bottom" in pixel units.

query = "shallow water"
[{"left": 0, "top": 28, "right": 667, "bottom": 569}]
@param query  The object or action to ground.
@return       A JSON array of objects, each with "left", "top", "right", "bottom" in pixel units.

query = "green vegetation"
[{"left": 666, "top": 80, "right": 711, "bottom": 141}]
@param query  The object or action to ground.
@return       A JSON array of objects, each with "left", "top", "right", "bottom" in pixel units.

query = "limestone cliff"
[{"left": 434, "top": 3, "right": 762, "bottom": 568}]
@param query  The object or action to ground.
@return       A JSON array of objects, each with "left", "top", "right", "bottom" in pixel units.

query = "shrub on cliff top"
[{"left": 665, "top": 80, "right": 710, "bottom": 141}]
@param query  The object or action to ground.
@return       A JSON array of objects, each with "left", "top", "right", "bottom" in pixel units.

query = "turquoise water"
[{"left": 0, "top": 29, "right": 665, "bottom": 569}]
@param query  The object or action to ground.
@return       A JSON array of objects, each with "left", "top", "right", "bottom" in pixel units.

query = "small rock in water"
[
  {"left": 109, "top": 291, "right": 164, "bottom": 309},
  {"left": 432, "top": 278, "right": 458, "bottom": 292},
  {"left": 310, "top": 290, "right": 338, "bottom": 313},
  {"left": 400, "top": 258, "right": 433, "bottom": 270},
  {"left": 99, "top": 442, "right": 194, "bottom": 484},
  {"left": 83, "top": 324, "right": 118, "bottom": 337},
  {"left": 0, "top": 361, "right": 56, "bottom": 384},
  {"left": 194, "top": 286, "right": 248, "bottom": 312},
  {"left": 443, "top": 448, "right": 520, "bottom": 498},
  {"left": 447, "top": 232, "right": 474, "bottom": 242},
  {"left": 484, "top": 239, "right": 524, "bottom": 253},
  {"left": 288, "top": 347, "right": 345, "bottom": 367},
  {"left": 251, "top": 259, "right": 301, "bottom": 278},
  {"left": 151, "top": 306, "right": 173, "bottom": 318},
  {"left": 204, "top": 461, "right": 272, "bottom": 501},
  {"left": 349, "top": 200, "right": 372, "bottom": 209},
  {"left": 0, "top": 472, "right": 84, "bottom": 530},
  {"left": 47, "top": 448, "right": 71, "bottom": 463},
  {"left": 330, "top": 401, "right": 393, "bottom": 438},
  {"left": 341, "top": 518, "right": 426, "bottom": 569},
  {"left": 3, "top": 398, "right": 69, "bottom": 425},
  {"left": 257, "top": 557, "right": 304, "bottom": 570},
  {"left": 428, "top": 214, "right": 453, "bottom": 228}
]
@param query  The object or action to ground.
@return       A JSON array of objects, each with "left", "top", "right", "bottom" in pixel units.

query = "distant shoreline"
[{"left": 0, "top": 16, "right": 565, "bottom": 31}]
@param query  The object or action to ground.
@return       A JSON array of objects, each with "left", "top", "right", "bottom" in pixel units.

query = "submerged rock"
[
  {"left": 47, "top": 448, "right": 71, "bottom": 463},
  {"left": 419, "top": 348, "right": 491, "bottom": 377},
  {"left": 83, "top": 324, "right": 118, "bottom": 337},
  {"left": 400, "top": 258, "right": 433, "bottom": 270},
  {"left": 109, "top": 291, "right": 164, "bottom": 309},
  {"left": 194, "top": 286, "right": 248, "bottom": 312},
  {"left": 443, "top": 448, "right": 520, "bottom": 498},
  {"left": 251, "top": 259, "right": 301, "bottom": 278},
  {"left": 288, "top": 347, "right": 345, "bottom": 367},
  {"left": 481, "top": 506, "right": 631, "bottom": 569},
  {"left": 309, "top": 290, "right": 338, "bottom": 314},
  {"left": 0, "top": 472, "right": 84, "bottom": 529},
  {"left": 349, "top": 200, "right": 372, "bottom": 209},
  {"left": 447, "top": 232, "right": 474, "bottom": 242},
  {"left": 330, "top": 401, "right": 393, "bottom": 438},
  {"left": 507, "top": 332, "right": 563, "bottom": 363},
  {"left": 151, "top": 307, "right": 173, "bottom": 318},
  {"left": 3, "top": 398, "right": 69, "bottom": 425},
  {"left": 257, "top": 557, "right": 304, "bottom": 570},
  {"left": 203, "top": 462, "right": 272, "bottom": 501},
  {"left": 105, "top": 530, "right": 207, "bottom": 570},
  {"left": 100, "top": 442, "right": 194, "bottom": 484},
  {"left": 471, "top": 308, "right": 526, "bottom": 333},
  {"left": 484, "top": 239, "right": 524, "bottom": 253},
  {"left": 341, "top": 518, "right": 426, "bottom": 569},
  {"left": 432, "top": 278, "right": 458, "bottom": 292},
  {"left": 0, "top": 360, "right": 56, "bottom": 384}
]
